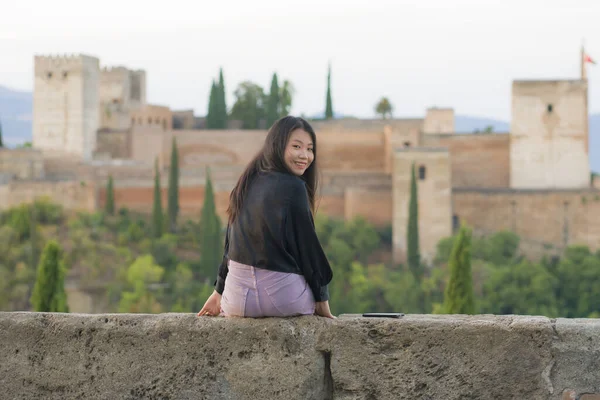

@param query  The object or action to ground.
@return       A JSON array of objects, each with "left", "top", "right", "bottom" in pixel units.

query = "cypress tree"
[
  {"left": 325, "top": 63, "right": 334, "bottom": 119},
  {"left": 442, "top": 224, "right": 475, "bottom": 314},
  {"left": 30, "top": 240, "right": 69, "bottom": 312},
  {"left": 199, "top": 167, "right": 222, "bottom": 278},
  {"left": 105, "top": 175, "right": 115, "bottom": 215},
  {"left": 167, "top": 137, "right": 179, "bottom": 233},
  {"left": 266, "top": 72, "right": 280, "bottom": 127},
  {"left": 0, "top": 119, "right": 3, "bottom": 147},
  {"left": 217, "top": 68, "right": 228, "bottom": 129},
  {"left": 407, "top": 162, "right": 421, "bottom": 276},
  {"left": 206, "top": 80, "right": 218, "bottom": 129},
  {"left": 152, "top": 158, "right": 164, "bottom": 238}
]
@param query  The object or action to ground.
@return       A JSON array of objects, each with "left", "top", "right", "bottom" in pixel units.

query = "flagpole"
[{"left": 581, "top": 40, "right": 587, "bottom": 80}]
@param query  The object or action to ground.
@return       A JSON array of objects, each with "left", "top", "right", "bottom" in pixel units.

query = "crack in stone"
[{"left": 321, "top": 350, "right": 333, "bottom": 400}]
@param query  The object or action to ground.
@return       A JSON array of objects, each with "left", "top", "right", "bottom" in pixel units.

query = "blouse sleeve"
[
  {"left": 214, "top": 223, "right": 230, "bottom": 295},
  {"left": 285, "top": 181, "right": 333, "bottom": 302}
]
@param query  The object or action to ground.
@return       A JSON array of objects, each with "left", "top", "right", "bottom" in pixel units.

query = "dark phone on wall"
[{"left": 362, "top": 313, "right": 404, "bottom": 318}]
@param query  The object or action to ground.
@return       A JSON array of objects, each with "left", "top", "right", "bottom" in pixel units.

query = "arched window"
[{"left": 418, "top": 165, "right": 426, "bottom": 180}]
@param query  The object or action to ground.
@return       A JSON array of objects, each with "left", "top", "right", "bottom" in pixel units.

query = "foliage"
[
  {"left": 230, "top": 81, "right": 268, "bottom": 129},
  {"left": 105, "top": 175, "right": 115, "bottom": 215},
  {"left": 216, "top": 68, "right": 228, "bottom": 129},
  {"left": 118, "top": 254, "right": 164, "bottom": 313},
  {"left": 152, "top": 158, "right": 164, "bottom": 238},
  {"left": 266, "top": 72, "right": 280, "bottom": 127},
  {"left": 407, "top": 162, "right": 421, "bottom": 276},
  {"left": 30, "top": 240, "right": 69, "bottom": 312},
  {"left": 325, "top": 63, "right": 333, "bottom": 119},
  {"left": 442, "top": 224, "right": 475, "bottom": 314},
  {"left": 205, "top": 80, "right": 218, "bottom": 129},
  {"left": 167, "top": 137, "right": 179, "bottom": 233},
  {"left": 279, "top": 80, "right": 294, "bottom": 117},
  {"left": 2, "top": 197, "right": 600, "bottom": 320},
  {"left": 375, "top": 97, "right": 393, "bottom": 119},
  {"left": 198, "top": 167, "right": 222, "bottom": 280}
]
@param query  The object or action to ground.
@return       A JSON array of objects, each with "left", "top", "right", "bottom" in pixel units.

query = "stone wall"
[
  {"left": 423, "top": 133, "right": 510, "bottom": 188},
  {"left": 453, "top": 188, "right": 600, "bottom": 254},
  {"left": 0, "top": 148, "right": 45, "bottom": 179},
  {"left": 95, "top": 130, "right": 131, "bottom": 159},
  {"left": 0, "top": 180, "right": 97, "bottom": 212},
  {"left": 2, "top": 312, "right": 600, "bottom": 399}
]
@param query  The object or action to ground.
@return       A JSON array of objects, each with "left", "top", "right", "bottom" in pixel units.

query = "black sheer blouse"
[{"left": 214, "top": 171, "right": 333, "bottom": 301}]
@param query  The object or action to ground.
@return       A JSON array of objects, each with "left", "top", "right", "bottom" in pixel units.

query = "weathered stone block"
[{"left": 0, "top": 312, "right": 331, "bottom": 400}]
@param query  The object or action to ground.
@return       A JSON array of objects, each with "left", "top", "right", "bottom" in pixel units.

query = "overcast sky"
[{"left": 1, "top": 0, "right": 599, "bottom": 120}]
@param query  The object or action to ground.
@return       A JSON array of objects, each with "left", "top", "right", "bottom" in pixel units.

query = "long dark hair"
[{"left": 227, "top": 116, "right": 320, "bottom": 224}]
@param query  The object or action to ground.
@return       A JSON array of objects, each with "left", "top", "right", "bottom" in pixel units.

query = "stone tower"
[
  {"left": 99, "top": 66, "right": 146, "bottom": 130},
  {"left": 510, "top": 79, "right": 589, "bottom": 189},
  {"left": 33, "top": 54, "right": 100, "bottom": 161},
  {"left": 392, "top": 148, "right": 452, "bottom": 265}
]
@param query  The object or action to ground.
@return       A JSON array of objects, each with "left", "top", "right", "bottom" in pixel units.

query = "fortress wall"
[
  {"left": 0, "top": 180, "right": 97, "bottom": 212},
  {"left": 453, "top": 188, "right": 600, "bottom": 253},
  {"left": 2, "top": 312, "right": 600, "bottom": 399},
  {"left": 422, "top": 133, "right": 510, "bottom": 188}
]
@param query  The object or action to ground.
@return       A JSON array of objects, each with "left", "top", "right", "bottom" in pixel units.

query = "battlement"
[{"left": 34, "top": 54, "right": 99, "bottom": 68}]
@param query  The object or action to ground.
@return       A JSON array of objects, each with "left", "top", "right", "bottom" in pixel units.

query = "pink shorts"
[{"left": 220, "top": 260, "right": 316, "bottom": 318}]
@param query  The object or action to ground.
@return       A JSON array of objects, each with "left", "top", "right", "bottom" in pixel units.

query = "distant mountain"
[
  {"left": 0, "top": 85, "right": 32, "bottom": 147},
  {"left": 454, "top": 115, "right": 510, "bottom": 133},
  {"left": 0, "top": 85, "right": 598, "bottom": 172}
]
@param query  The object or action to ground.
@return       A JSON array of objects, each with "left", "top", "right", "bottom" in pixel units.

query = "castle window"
[
  {"left": 403, "top": 141, "right": 411, "bottom": 147},
  {"left": 162, "top": 119, "right": 167, "bottom": 130},
  {"left": 47, "top": 72, "right": 53, "bottom": 79},
  {"left": 155, "top": 117, "right": 160, "bottom": 124},
  {"left": 547, "top": 104, "right": 553, "bottom": 113},
  {"left": 452, "top": 215, "right": 460, "bottom": 231},
  {"left": 63, "top": 71, "right": 68, "bottom": 78},
  {"left": 418, "top": 165, "right": 426, "bottom": 180},
  {"left": 148, "top": 117, "right": 152, "bottom": 124}
]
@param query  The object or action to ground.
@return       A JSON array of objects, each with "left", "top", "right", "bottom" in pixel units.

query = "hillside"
[{"left": 1, "top": 85, "right": 598, "bottom": 172}]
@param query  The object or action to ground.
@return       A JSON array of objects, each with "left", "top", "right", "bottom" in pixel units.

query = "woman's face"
[{"left": 284, "top": 129, "right": 314, "bottom": 176}]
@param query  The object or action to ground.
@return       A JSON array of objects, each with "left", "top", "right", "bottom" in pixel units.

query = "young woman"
[{"left": 197, "top": 116, "right": 334, "bottom": 319}]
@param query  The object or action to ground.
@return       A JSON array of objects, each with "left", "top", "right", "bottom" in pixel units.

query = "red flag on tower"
[{"left": 584, "top": 53, "right": 597, "bottom": 65}]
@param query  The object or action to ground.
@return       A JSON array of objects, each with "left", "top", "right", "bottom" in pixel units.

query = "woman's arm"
[{"left": 285, "top": 182, "right": 333, "bottom": 303}]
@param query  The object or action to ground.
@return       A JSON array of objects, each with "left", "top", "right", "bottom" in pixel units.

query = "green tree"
[
  {"left": 152, "top": 158, "right": 164, "bottom": 238},
  {"left": 205, "top": 80, "right": 218, "bottom": 129},
  {"left": 30, "top": 241, "right": 69, "bottom": 312},
  {"left": 105, "top": 175, "right": 115, "bottom": 215},
  {"left": 325, "top": 63, "right": 334, "bottom": 119},
  {"left": 198, "top": 167, "right": 222, "bottom": 279},
  {"left": 375, "top": 97, "right": 393, "bottom": 119},
  {"left": 442, "top": 224, "right": 475, "bottom": 314},
  {"left": 118, "top": 254, "right": 164, "bottom": 313},
  {"left": 216, "top": 68, "right": 228, "bottom": 129},
  {"left": 279, "top": 80, "right": 294, "bottom": 117},
  {"left": 230, "top": 81, "right": 267, "bottom": 129},
  {"left": 266, "top": 72, "right": 280, "bottom": 127},
  {"left": 167, "top": 138, "right": 179, "bottom": 233},
  {"left": 0, "top": 119, "right": 3, "bottom": 147},
  {"left": 407, "top": 162, "right": 421, "bottom": 276}
]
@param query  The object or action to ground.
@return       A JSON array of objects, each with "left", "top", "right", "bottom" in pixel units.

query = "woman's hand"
[
  {"left": 314, "top": 301, "right": 336, "bottom": 319},
  {"left": 197, "top": 290, "right": 222, "bottom": 317}
]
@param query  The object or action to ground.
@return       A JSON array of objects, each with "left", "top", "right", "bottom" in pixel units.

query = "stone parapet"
[{"left": 1, "top": 313, "right": 600, "bottom": 399}]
